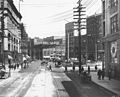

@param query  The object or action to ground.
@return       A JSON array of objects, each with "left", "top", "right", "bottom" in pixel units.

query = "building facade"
[
  {"left": 0, "top": 0, "right": 22, "bottom": 63},
  {"left": 102, "top": 0, "right": 120, "bottom": 79},
  {"left": 73, "top": 35, "right": 87, "bottom": 64},
  {"left": 86, "top": 14, "right": 103, "bottom": 61},
  {"left": 42, "top": 36, "right": 65, "bottom": 60},
  {"left": 20, "top": 23, "right": 28, "bottom": 56},
  {"left": 33, "top": 36, "right": 65, "bottom": 60},
  {"left": 65, "top": 22, "right": 74, "bottom": 60}
]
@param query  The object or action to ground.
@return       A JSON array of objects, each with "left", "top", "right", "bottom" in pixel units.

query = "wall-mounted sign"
[{"left": 111, "top": 41, "right": 117, "bottom": 58}]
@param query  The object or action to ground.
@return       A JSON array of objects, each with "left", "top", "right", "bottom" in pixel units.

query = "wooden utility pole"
[{"left": 73, "top": 0, "right": 86, "bottom": 74}]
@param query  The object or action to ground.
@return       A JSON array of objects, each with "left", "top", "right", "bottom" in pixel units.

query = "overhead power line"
[{"left": 19, "top": 2, "right": 76, "bottom": 7}]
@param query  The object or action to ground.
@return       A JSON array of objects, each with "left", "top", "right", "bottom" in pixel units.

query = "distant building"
[
  {"left": 74, "top": 35, "right": 87, "bottom": 64},
  {"left": 27, "top": 38, "right": 34, "bottom": 59},
  {"left": 20, "top": 23, "right": 28, "bottom": 56},
  {"left": 42, "top": 36, "right": 65, "bottom": 59},
  {"left": 33, "top": 36, "right": 65, "bottom": 60},
  {"left": 65, "top": 22, "right": 74, "bottom": 60},
  {"left": 86, "top": 14, "right": 103, "bottom": 61}
]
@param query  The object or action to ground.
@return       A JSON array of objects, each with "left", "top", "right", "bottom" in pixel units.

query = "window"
[
  {"left": 110, "top": 14, "right": 118, "bottom": 34},
  {"left": 110, "top": 0, "right": 118, "bottom": 8},
  {"left": 103, "top": 22, "right": 105, "bottom": 36},
  {"left": 103, "top": 1, "right": 105, "bottom": 19}
]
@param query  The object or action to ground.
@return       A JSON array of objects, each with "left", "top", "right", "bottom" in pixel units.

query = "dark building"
[
  {"left": 27, "top": 38, "right": 34, "bottom": 59},
  {"left": 74, "top": 35, "right": 87, "bottom": 64},
  {"left": 65, "top": 22, "right": 74, "bottom": 60},
  {"left": 86, "top": 14, "right": 103, "bottom": 61},
  {"left": 20, "top": 23, "right": 28, "bottom": 56},
  {"left": 73, "top": 36, "right": 78, "bottom": 58}
]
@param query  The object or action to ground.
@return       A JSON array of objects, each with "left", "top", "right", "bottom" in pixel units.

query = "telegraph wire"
[
  {"left": 38, "top": 0, "right": 101, "bottom": 23},
  {"left": 17, "top": 0, "right": 102, "bottom": 24},
  {"left": 85, "top": 0, "right": 99, "bottom": 9},
  {"left": 82, "top": 0, "right": 94, "bottom": 7}
]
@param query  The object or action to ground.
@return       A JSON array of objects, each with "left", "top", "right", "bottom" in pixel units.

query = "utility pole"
[
  {"left": 73, "top": 0, "right": 86, "bottom": 74},
  {"left": 1, "top": 0, "right": 5, "bottom": 68}
]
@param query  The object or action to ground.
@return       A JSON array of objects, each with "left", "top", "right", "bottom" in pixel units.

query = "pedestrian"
[
  {"left": 88, "top": 66, "right": 90, "bottom": 74},
  {"left": 23, "top": 55, "right": 27, "bottom": 69},
  {"left": 101, "top": 69, "right": 105, "bottom": 80},
  {"left": 97, "top": 69, "right": 102, "bottom": 80},
  {"left": 65, "top": 65, "right": 67, "bottom": 72},
  {"left": 95, "top": 65, "right": 97, "bottom": 71},
  {"left": 108, "top": 68, "right": 112, "bottom": 80},
  {"left": 17, "top": 63, "right": 19, "bottom": 69},
  {"left": 72, "top": 64, "right": 75, "bottom": 71},
  {"left": 8, "top": 54, "right": 12, "bottom": 70},
  {"left": 49, "top": 64, "right": 52, "bottom": 71},
  {"left": 14, "top": 64, "right": 16, "bottom": 70},
  {"left": 81, "top": 66, "right": 84, "bottom": 73}
]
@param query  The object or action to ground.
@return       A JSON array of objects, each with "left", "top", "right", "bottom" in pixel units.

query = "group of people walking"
[
  {"left": 97, "top": 69, "right": 105, "bottom": 80},
  {"left": 96, "top": 65, "right": 112, "bottom": 80},
  {"left": 8, "top": 54, "right": 30, "bottom": 70}
]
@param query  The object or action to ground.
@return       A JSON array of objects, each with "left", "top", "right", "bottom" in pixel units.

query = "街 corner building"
[{"left": 102, "top": 0, "right": 120, "bottom": 79}]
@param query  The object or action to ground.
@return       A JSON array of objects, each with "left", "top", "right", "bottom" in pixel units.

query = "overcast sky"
[{"left": 13, "top": 0, "right": 101, "bottom": 38}]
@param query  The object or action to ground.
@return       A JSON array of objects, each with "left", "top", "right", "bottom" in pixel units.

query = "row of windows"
[
  {"left": 110, "top": 14, "right": 118, "bottom": 34},
  {"left": 110, "top": 0, "right": 118, "bottom": 8},
  {"left": 7, "top": 1, "right": 20, "bottom": 23},
  {"left": 8, "top": 44, "right": 18, "bottom": 52},
  {"left": 8, "top": 34, "right": 19, "bottom": 44}
]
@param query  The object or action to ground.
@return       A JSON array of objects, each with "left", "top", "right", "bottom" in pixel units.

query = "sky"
[{"left": 13, "top": 0, "right": 102, "bottom": 38}]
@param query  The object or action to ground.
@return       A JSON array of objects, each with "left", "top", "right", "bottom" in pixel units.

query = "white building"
[{"left": 0, "top": 0, "right": 22, "bottom": 61}]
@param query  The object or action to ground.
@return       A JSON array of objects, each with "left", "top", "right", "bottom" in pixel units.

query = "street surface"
[{"left": 0, "top": 60, "right": 116, "bottom": 97}]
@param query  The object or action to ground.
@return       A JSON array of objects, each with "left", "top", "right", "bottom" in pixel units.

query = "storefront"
[{"left": 105, "top": 39, "right": 120, "bottom": 80}]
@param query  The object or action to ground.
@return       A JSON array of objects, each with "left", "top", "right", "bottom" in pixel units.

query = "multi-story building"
[
  {"left": 101, "top": 0, "right": 120, "bottom": 79},
  {"left": 74, "top": 35, "right": 87, "bottom": 64},
  {"left": 0, "top": 0, "right": 22, "bottom": 63},
  {"left": 27, "top": 38, "right": 34, "bottom": 59},
  {"left": 65, "top": 22, "right": 74, "bottom": 60},
  {"left": 42, "top": 36, "right": 65, "bottom": 60},
  {"left": 86, "top": 14, "right": 103, "bottom": 61},
  {"left": 33, "top": 36, "right": 65, "bottom": 60}
]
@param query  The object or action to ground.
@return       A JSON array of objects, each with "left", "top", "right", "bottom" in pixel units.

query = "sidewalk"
[
  {"left": 0, "top": 65, "right": 21, "bottom": 88},
  {"left": 91, "top": 72, "right": 120, "bottom": 97},
  {"left": 60, "top": 66, "right": 120, "bottom": 97},
  {"left": 0, "top": 61, "right": 33, "bottom": 85}
]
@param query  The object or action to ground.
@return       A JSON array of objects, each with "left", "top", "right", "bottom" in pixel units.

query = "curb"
[{"left": 91, "top": 80, "right": 119, "bottom": 97}]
